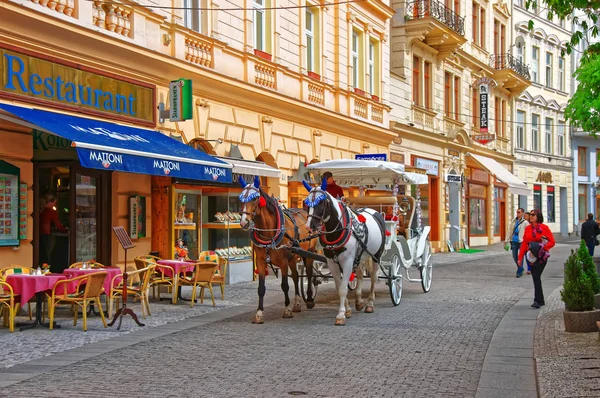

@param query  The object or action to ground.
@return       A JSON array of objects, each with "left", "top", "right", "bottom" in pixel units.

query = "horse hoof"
[
  {"left": 252, "top": 316, "right": 264, "bottom": 324},
  {"left": 292, "top": 303, "right": 302, "bottom": 312},
  {"left": 283, "top": 310, "right": 293, "bottom": 318},
  {"left": 355, "top": 302, "right": 364, "bottom": 311},
  {"left": 335, "top": 318, "right": 346, "bottom": 326},
  {"left": 345, "top": 309, "right": 352, "bottom": 318},
  {"left": 365, "top": 305, "right": 374, "bottom": 313},
  {"left": 306, "top": 301, "right": 315, "bottom": 310}
]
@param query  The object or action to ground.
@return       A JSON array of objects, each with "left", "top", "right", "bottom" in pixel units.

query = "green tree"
[
  {"left": 577, "top": 239, "right": 600, "bottom": 294},
  {"left": 561, "top": 249, "right": 595, "bottom": 311},
  {"left": 564, "top": 53, "right": 600, "bottom": 136}
]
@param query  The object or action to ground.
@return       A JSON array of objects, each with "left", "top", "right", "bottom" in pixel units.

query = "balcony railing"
[
  {"left": 405, "top": 0, "right": 465, "bottom": 36},
  {"left": 489, "top": 54, "right": 531, "bottom": 81}
]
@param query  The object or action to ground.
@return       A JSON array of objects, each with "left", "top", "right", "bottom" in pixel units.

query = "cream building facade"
[
  {"left": 512, "top": 0, "right": 574, "bottom": 236},
  {"left": 388, "top": 0, "right": 531, "bottom": 250},
  {"left": 0, "top": 0, "right": 396, "bottom": 272}
]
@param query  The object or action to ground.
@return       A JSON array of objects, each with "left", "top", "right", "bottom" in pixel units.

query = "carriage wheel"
[
  {"left": 347, "top": 275, "right": 357, "bottom": 291},
  {"left": 420, "top": 240, "right": 433, "bottom": 293},
  {"left": 298, "top": 261, "right": 319, "bottom": 303},
  {"left": 388, "top": 254, "right": 403, "bottom": 306}
]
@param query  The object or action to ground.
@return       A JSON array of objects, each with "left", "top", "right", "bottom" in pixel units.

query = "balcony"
[
  {"left": 489, "top": 54, "right": 531, "bottom": 95},
  {"left": 404, "top": 0, "right": 466, "bottom": 56}
]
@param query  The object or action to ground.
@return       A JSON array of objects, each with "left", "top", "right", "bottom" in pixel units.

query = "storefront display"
[{"left": 0, "top": 160, "right": 20, "bottom": 247}]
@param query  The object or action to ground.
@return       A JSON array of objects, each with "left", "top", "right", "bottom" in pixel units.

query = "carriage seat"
[{"left": 347, "top": 196, "right": 397, "bottom": 216}]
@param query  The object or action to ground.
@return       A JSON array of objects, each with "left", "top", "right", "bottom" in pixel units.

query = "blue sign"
[
  {"left": 0, "top": 103, "right": 232, "bottom": 183},
  {"left": 355, "top": 153, "right": 387, "bottom": 161}
]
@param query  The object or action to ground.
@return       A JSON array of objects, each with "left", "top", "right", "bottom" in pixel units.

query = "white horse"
[{"left": 303, "top": 179, "right": 386, "bottom": 326}]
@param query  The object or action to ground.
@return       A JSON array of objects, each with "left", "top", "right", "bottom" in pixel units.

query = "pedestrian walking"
[
  {"left": 580, "top": 213, "right": 600, "bottom": 256},
  {"left": 518, "top": 209, "right": 555, "bottom": 308},
  {"left": 505, "top": 208, "right": 529, "bottom": 278}
]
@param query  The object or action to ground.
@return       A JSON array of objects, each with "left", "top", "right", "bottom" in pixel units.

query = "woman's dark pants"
[{"left": 531, "top": 259, "right": 547, "bottom": 304}]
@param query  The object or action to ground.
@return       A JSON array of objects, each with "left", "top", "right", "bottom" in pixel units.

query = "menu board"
[
  {"left": 0, "top": 173, "right": 19, "bottom": 246},
  {"left": 19, "top": 183, "right": 27, "bottom": 240}
]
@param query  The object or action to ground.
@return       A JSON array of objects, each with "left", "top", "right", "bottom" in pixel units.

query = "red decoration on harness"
[
  {"left": 391, "top": 216, "right": 398, "bottom": 222},
  {"left": 349, "top": 272, "right": 355, "bottom": 282},
  {"left": 357, "top": 214, "right": 366, "bottom": 223},
  {"left": 258, "top": 196, "right": 267, "bottom": 207},
  {"left": 385, "top": 230, "right": 391, "bottom": 236}
]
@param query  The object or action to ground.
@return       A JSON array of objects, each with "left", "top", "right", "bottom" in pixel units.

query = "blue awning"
[{"left": 0, "top": 104, "right": 232, "bottom": 183}]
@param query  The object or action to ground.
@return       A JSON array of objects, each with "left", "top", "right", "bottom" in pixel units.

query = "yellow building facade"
[{"left": 0, "top": 0, "right": 396, "bottom": 272}]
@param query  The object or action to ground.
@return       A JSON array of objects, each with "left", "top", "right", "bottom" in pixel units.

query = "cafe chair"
[
  {"left": 1, "top": 266, "right": 34, "bottom": 320},
  {"left": 198, "top": 251, "right": 228, "bottom": 300},
  {"left": 0, "top": 281, "right": 17, "bottom": 333},
  {"left": 69, "top": 261, "right": 107, "bottom": 269},
  {"left": 178, "top": 261, "right": 219, "bottom": 308},
  {"left": 135, "top": 257, "right": 174, "bottom": 300},
  {"left": 48, "top": 272, "right": 108, "bottom": 332},
  {"left": 108, "top": 265, "right": 155, "bottom": 318}
]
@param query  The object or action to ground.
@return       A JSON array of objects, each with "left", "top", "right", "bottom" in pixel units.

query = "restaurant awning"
[
  {"left": 0, "top": 103, "right": 232, "bottom": 183},
  {"left": 467, "top": 153, "right": 531, "bottom": 196},
  {"left": 215, "top": 156, "right": 281, "bottom": 178}
]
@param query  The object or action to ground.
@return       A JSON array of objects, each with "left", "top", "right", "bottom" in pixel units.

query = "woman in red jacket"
[{"left": 518, "top": 209, "right": 555, "bottom": 308}]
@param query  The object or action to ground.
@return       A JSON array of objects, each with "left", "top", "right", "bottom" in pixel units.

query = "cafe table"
[
  {"left": 63, "top": 267, "right": 123, "bottom": 315},
  {"left": 5, "top": 274, "right": 75, "bottom": 330},
  {"left": 156, "top": 259, "right": 195, "bottom": 304}
]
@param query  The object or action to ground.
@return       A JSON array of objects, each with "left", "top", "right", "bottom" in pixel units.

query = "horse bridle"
[
  {"left": 239, "top": 185, "right": 261, "bottom": 226},
  {"left": 307, "top": 190, "right": 348, "bottom": 236}
]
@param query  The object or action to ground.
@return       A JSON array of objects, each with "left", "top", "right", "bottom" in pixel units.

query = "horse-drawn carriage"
[{"left": 237, "top": 159, "right": 433, "bottom": 325}]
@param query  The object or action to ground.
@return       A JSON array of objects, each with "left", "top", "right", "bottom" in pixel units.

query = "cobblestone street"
[{"left": 0, "top": 241, "right": 592, "bottom": 398}]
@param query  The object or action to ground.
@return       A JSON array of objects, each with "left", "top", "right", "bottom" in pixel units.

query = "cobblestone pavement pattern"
[{"left": 0, "top": 242, "right": 587, "bottom": 397}]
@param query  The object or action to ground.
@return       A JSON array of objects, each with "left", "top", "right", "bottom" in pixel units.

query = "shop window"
[
  {"left": 578, "top": 147, "right": 587, "bottom": 176},
  {"left": 533, "top": 184, "right": 542, "bottom": 210},
  {"left": 596, "top": 195, "right": 600, "bottom": 222},
  {"left": 579, "top": 184, "right": 587, "bottom": 221},
  {"left": 546, "top": 186, "right": 555, "bottom": 222},
  {"left": 468, "top": 183, "right": 487, "bottom": 235}
]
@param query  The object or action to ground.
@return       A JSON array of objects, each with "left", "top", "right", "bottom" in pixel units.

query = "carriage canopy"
[{"left": 306, "top": 159, "right": 428, "bottom": 186}]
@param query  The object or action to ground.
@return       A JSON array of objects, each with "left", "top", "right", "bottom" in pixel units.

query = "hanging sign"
[
  {"left": 479, "top": 83, "right": 489, "bottom": 133},
  {"left": 355, "top": 153, "right": 387, "bottom": 161},
  {"left": 169, "top": 78, "right": 193, "bottom": 122},
  {"left": 129, "top": 195, "right": 146, "bottom": 239}
]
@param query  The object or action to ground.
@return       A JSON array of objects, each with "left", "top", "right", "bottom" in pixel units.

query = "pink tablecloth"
[
  {"left": 156, "top": 260, "right": 195, "bottom": 277},
  {"left": 63, "top": 267, "right": 123, "bottom": 295},
  {"left": 5, "top": 275, "right": 72, "bottom": 306}
]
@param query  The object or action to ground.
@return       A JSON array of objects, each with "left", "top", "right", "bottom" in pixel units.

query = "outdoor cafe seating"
[{"left": 108, "top": 264, "right": 155, "bottom": 319}]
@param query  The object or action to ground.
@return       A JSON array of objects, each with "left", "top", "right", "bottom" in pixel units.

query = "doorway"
[
  {"left": 448, "top": 180, "right": 460, "bottom": 247},
  {"left": 34, "top": 163, "right": 111, "bottom": 272},
  {"left": 560, "top": 187, "right": 568, "bottom": 236}
]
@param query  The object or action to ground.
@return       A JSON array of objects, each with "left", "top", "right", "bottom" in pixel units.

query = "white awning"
[
  {"left": 467, "top": 153, "right": 531, "bottom": 196},
  {"left": 216, "top": 156, "right": 281, "bottom": 178}
]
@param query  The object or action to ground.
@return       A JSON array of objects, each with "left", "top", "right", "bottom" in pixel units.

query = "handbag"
[{"left": 594, "top": 236, "right": 599, "bottom": 246}]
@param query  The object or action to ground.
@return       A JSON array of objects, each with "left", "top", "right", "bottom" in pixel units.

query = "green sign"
[{"left": 169, "top": 78, "right": 193, "bottom": 122}]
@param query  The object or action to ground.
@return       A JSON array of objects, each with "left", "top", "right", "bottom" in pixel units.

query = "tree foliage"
[
  {"left": 577, "top": 239, "right": 600, "bottom": 294},
  {"left": 564, "top": 52, "right": 600, "bottom": 135}
]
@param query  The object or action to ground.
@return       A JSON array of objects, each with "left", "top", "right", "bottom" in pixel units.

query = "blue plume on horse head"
[
  {"left": 320, "top": 177, "right": 327, "bottom": 191},
  {"left": 253, "top": 175, "right": 260, "bottom": 188},
  {"left": 302, "top": 180, "right": 313, "bottom": 193},
  {"left": 238, "top": 175, "right": 247, "bottom": 187}
]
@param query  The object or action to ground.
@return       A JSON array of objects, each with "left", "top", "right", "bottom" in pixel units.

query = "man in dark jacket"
[{"left": 580, "top": 213, "right": 600, "bottom": 256}]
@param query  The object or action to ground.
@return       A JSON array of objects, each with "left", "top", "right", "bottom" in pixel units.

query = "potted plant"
[
  {"left": 560, "top": 249, "right": 600, "bottom": 332},
  {"left": 577, "top": 240, "right": 600, "bottom": 308},
  {"left": 371, "top": 94, "right": 380, "bottom": 102},
  {"left": 353, "top": 87, "right": 366, "bottom": 96}
]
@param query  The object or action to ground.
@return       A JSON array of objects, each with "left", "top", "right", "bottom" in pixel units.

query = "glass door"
[{"left": 74, "top": 173, "right": 98, "bottom": 262}]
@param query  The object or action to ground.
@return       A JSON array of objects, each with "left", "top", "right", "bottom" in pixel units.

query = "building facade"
[
  {"left": 0, "top": 0, "right": 395, "bottom": 273},
  {"left": 389, "top": 0, "right": 531, "bottom": 250},
  {"left": 512, "top": 0, "right": 574, "bottom": 236}
]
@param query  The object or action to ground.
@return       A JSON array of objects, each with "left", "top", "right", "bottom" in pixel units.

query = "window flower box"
[
  {"left": 354, "top": 88, "right": 366, "bottom": 96},
  {"left": 254, "top": 49, "right": 272, "bottom": 62},
  {"left": 371, "top": 95, "right": 380, "bottom": 102},
  {"left": 307, "top": 71, "right": 321, "bottom": 81}
]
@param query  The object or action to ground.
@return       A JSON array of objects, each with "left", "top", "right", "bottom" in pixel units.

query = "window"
[
  {"left": 547, "top": 186, "right": 555, "bottom": 222},
  {"left": 412, "top": 56, "right": 420, "bottom": 106},
  {"left": 532, "top": 114, "right": 540, "bottom": 151},
  {"left": 351, "top": 30, "right": 360, "bottom": 88},
  {"left": 494, "top": 97, "right": 500, "bottom": 136},
  {"left": 469, "top": 198, "right": 487, "bottom": 235},
  {"left": 472, "top": 87, "right": 478, "bottom": 126},
  {"left": 183, "top": 0, "right": 204, "bottom": 33},
  {"left": 579, "top": 147, "right": 587, "bottom": 176},
  {"left": 533, "top": 184, "right": 542, "bottom": 210},
  {"left": 480, "top": 9, "right": 486, "bottom": 49},
  {"left": 516, "top": 111, "right": 525, "bottom": 149},
  {"left": 424, "top": 61, "right": 431, "bottom": 109},
  {"left": 305, "top": 9, "right": 315, "bottom": 73},
  {"left": 472, "top": 3, "right": 485, "bottom": 48},
  {"left": 472, "top": 3, "right": 479, "bottom": 44},
  {"left": 444, "top": 72, "right": 460, "bottom": 120},
  {"left": 532, "top": 46, "right": 539, "bottom": 83},
  {"left": 253, "top": 0, "right": 266, "bottom": 51},
  {"left": 501, "top": 100, "right": 506, "bottom": 139},
  {"left": 558, "top": 57, "right": 565, "bottom": 91},
  {"left": 516, "top": 44, "right": 524, "bottom": 64},
  {"left": 545, "top": 117, "right": 553, "bottom": 154},
  {"left": 545, "top": 52, "right": 553, "bottom": 87},
  {"left": 368, "top": 39, "right": 379, "bottom": 95},
  {"left": 579, "top": 184, "right": 587, "bottom": 221},
  {"left": 558, "top": 121, "right": 565, "bottom": 156}
]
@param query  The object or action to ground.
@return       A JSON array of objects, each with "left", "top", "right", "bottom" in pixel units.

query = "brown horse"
[{"left": 238, "top": 176, "right": 318, "bottom": 324}]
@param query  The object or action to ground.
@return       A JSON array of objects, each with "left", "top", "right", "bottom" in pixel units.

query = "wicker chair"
[
  {"left": 47, "top": 272, "right": 108, "bottom": 332},
  {"left": 178, "top": 261, "right": 219, "bottom": 308},
  {"left": 135, "top": 257, "right": 174, "bottom": 300},
  {"left": 0, "top": 281, "right": 16, "bottom": 332},
  {"left": 197, "top": 251, "right": 228, "bottom": 300},
  {"left": 1, "top": 266, "right": 33, "bottom": 320},
  {"left": 108, "top": 265, "right": 155, "bottom": 318},
  {"left": 69, "top": 261, "right": 108, "bottom": 269}
]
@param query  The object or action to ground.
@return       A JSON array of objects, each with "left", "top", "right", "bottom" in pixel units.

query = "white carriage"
[{"left": 302, "top": 159, "right": 433, "bottom": 306}]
